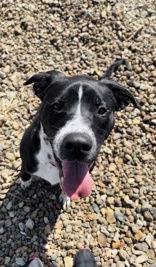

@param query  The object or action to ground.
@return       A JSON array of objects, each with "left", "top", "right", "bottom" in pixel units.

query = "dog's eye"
[
  {"left": 51, "top": 100, "right": 64, "bottom": 111},
  {"left": 97, "top": 107, "right": 107, "bottom": 115}
]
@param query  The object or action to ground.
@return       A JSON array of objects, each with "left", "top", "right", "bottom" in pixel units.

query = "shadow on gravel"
[{"left": 0, "top": 178, "right": 62, "bottom": 267}]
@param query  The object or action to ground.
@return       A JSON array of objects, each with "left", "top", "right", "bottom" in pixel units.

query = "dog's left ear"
[
  {"left": 100, "top": 79, "right": 140, "bottom": 111},
  {"left": 24, "top": 70, "right": 65, "bottom": 100}
]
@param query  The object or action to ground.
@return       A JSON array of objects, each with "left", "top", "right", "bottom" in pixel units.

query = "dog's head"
[{"left": 24, "top": 61, "right": 140, "bottom": 200}]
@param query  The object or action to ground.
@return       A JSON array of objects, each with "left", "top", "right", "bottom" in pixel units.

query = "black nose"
[{"left": 62, "top": 133, "right": 92, "bottom": 160}]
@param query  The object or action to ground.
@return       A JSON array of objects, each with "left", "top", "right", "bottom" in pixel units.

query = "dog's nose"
[{"left": 62, "top": 133, "right": 92, "bottom": 159}]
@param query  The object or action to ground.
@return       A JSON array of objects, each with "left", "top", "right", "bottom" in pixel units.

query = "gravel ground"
[{"left": 0, "top": 0, "right": 156, "bottom": 266}]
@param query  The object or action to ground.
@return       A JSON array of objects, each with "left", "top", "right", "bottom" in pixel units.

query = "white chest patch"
[{"left": 32, "top": 124, "right": 60, "bottom": 185}]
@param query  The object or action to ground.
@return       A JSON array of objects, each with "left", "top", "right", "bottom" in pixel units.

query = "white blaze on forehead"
[
  {"left": 53, "top": 85, "right": 97, "bottom": 159},
  {"left": 76, "top": 85, "right": 83, "bottom": 115}
]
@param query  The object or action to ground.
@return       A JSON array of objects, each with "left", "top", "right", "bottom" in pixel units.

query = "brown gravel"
[{"left": 0, "top": 0, "right": 156, "bottom": 266}]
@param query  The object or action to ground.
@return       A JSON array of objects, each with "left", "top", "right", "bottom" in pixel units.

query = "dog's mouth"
[{"left": 53, "top": 154, "right": 93, "bottom": 200}]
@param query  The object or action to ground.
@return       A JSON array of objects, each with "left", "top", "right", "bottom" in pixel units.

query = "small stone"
[
  {"left": 111, "top": 249, "right": 118, "bottom": 257},
  {"left": 145, "top": 233, "right": 153, "bottom": 247},
  {"left": 19, "top": 202, "right": 24, "bottom": 208},
  {"left": 118, "top": 250, "right": 129, "bottom": 261},
  {"left": 50, "top": 253, "right": 58, "bottom": 261},
  {"left": 0, "top": 250, "right": 4, "bottom": 256},
  {"left": 115, "top": 211, "right": 125, "bottom": 222},
  {"left": 44, "top": 217, "right": 49, "bottom": 224},
  {"left": 135, "top": 253, "right": 148, "bottom": 264},
  {"left": 15, "top": 257, "right": 25, "bottom": 266},
  {"left": 141, "top": 203, "right": 152, "bottom": 212},
  {"left": 135, "top": 231, "right": 145, "bottom": 241},
  {"left": 105, "top": 248, "right": 112, "bottom": 258},
  {"left": 106, "top": 208, "right": 116, "bottom": 223},
  {"left": 143, "top": 211, "right": 153, "bottom": 222},
  {"left": 100, "top": 226, "right": 109, "bottom": 236},
  {"left": 142, "top": 153, "right": 154, "bottom": 161},
  {"left": 98, "top": 180, "right": 105, "bottom": 188},
  {"left": 92, "top": 203, "right": 100, "bottom": 213},
  {"left": 0, "top": 71, "right": 6, "bottom": 79},
  {"left": 107, "top": 197, "right": 114, "bottom": 205},
  {"left": 25, "top": 218, "right": 34, "bottom": 230},
  {"left": 98, "top": 233, "right": 107, "bottom": 246},
  {"left": 113, "top": 133, "right": 121, "bottom": 140},
  {"left": 124, "top": 195, "right": 134, "bottom": 207},
  {"left": 6, "top": 201, "right": 12, "bottom": 210},
  {"left": 64, "top": 256, "right": 73, "bottom": 267},
  {"left": 127, "top": 178, "right": 134, "bottom": 184},
  {"left": 0, "top": 227, "right": 4, "bottom": 234},
  {"left": 147, "top": 249, "right": 155, "bottom": 259},
  {"left": 109, "top": 163, "right": 116, "bottom": 171},
  {"left": 12, "top": 122, "right": 19, "bottom": 130},
  {"left": 116, "top": 262, "right": 125, "bottom": 267},
  {"left": 135, "top": 242, "right": 148, "bottom": 252},
  {"left": 103, "top": 147, "right": 111, "bottom": 154},
  {"left": 112, "top": 240, "right": 121, "bottom": 249},
  {"left": 6, "top": 152, "right": 15, "bottom": 161},
  {"left": 23, "top": 206, "right": 31, "bottom": 213},
  {"left": 5, "top": 257, "right": 11, "bottom": 264},
  {"left": 131, "top": 224, "right": 140, "bottom": 234},
  {"left": 19, "top": 222, "right": 25, "bottom": 231},
  {"left": 66, "top": 225, "right": 72, "bottom": 233},
  {"left": 152, "top": 240, "right": 156, "bottom": 249}
]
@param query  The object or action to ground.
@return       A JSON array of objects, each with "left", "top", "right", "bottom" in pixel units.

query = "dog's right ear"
[{"left": 24, "top": 70, "right": 65, "bottom": 100}]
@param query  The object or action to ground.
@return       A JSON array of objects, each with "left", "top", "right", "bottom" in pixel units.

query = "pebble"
[
  {"left": 135, "top": 253, "right": 148, "bottom": 264},
  {"left": 115, "top": 211, "right": 125, "bottom": 222},
  {"left": 0, "top": 250, "right": 4, "bottom": 256},
  {"left": 106, "top": 208, "right": 116, "bottom": 223},
  {"left": 97, "top": 233, "right": 107, "bottom": 246},
  {"left": 64, "top": 256, "right": 73, "bottom": 267},
  {"left": 123, "top": 195, "right": 134, "bottom": 207},
  {"left": 143, "top": 211, "right": 153, "bottom": 222},
  {"left": 116, "top": 262, "right": 125, "bottom": 267},
  {"left": 6, "top": 201, "right": 12, "bottom": 210},
  {"left": 145, "top": 233, "right": 153, "bottom": 247},
  {"left": 92, "top": 203, "right": 100, "bottom": 213},
  {"left": 25, "top": 218, "right": 34, "bottom": 230},
  {"left": 19, "top": 222, "right": 25, "bottom": 232},
  {"left": 112, "top": 240, "right": 121, "bottom": 249},
  {"left": 6, "top": 152, "right": 15, "bottom": 161},
  {"left": 118, "top": 250, "right": 129, "bottom": 261},
  {"left": 134, "top": 231, "right": 144, "bottom": 241},
  {"left": 109, "top": 163, "right": 116, "bottom": 171},
  {"left": 134, "top": 242, "right": 149, "bottom": 252},
  {"left": 15, "top": 257, "right": 25, "bottom": 266},
  {"left": 5, "top": 256, "right": 11, "bottom": 264},
  {"left": 0, "top": 227, "right": 4, "bottom": 234},
  {"left": 141, "top": 203, "right": 152, "bottom": 212}
]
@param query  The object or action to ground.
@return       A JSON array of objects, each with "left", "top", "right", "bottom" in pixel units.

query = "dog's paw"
[
  {"left": 20, "top": 178, "right": 32, "bottom": 190},
  {"left": 59, "top": 191, "right": 71, "bottom": 211}
]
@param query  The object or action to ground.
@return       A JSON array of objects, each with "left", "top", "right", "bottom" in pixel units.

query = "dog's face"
[{"left": 25, "top": 68, "right": 139, "bottom": 199}]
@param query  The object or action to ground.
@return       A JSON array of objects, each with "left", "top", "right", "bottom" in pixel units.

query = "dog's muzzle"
[{"left": 60, "top": 133, "right": 93, "bottom": 162}]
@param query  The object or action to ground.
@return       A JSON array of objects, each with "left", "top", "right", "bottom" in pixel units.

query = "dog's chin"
[{"left": 53, "top": 152, "right": 94, "bottom": 200}]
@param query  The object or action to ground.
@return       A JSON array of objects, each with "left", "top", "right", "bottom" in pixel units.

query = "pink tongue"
[{"left": 62, "top": 161, "right": 93, "bottom": 200}]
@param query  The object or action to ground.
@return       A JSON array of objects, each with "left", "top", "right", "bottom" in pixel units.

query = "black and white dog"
[{"left": 20, "top": 60, "right": 140, "bottom": 209}]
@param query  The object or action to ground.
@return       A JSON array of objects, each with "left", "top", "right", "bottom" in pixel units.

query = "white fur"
[
  {"left": 32, "top": 124, "right": 60, "bottom": 185},
  {"left": 53, "top": 85, "right": 97, "bottom": 160}
]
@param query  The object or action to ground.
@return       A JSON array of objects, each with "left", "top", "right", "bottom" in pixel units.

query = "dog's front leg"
[
  {"left": 59, "top": 177, "right": 71, "bottom": 211},
  {"left": 59, "top": 191, "right": 71, "bottom": 211},
  {"left": 32, "top": 163, "right": 71, "bottom": 210}
]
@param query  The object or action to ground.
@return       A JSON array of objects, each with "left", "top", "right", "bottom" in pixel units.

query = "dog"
[{"left": 20, "top": 59, "right": 140, "bottom": 209}]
